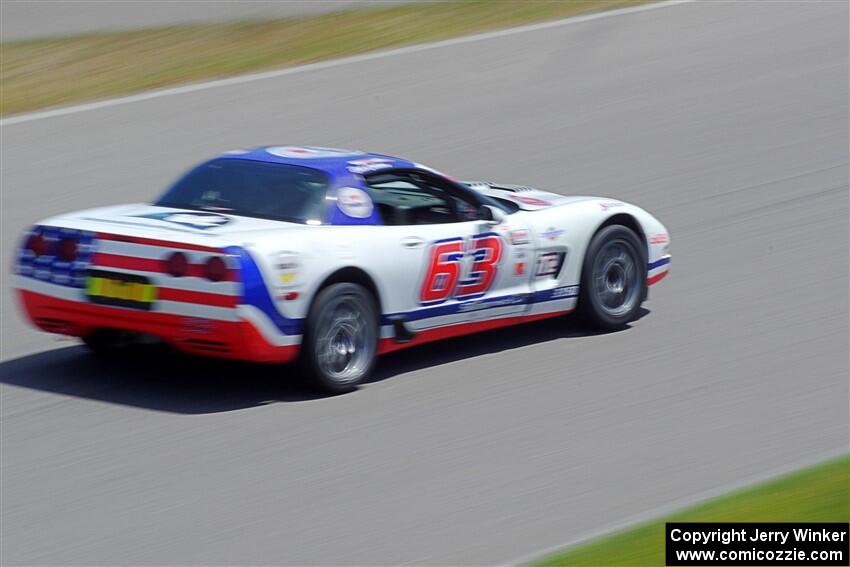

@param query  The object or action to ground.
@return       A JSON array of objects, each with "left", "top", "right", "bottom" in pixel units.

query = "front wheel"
[
  {"left": 301, "top": 283, "right": 378, "bottom": 394},
  {"left": 578, "top": 225, "right": 646, "bottom": 330}
]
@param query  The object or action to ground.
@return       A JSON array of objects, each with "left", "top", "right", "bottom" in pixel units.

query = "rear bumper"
[{"left": 17, "top": 288, "right": 299, "bottom": 364}]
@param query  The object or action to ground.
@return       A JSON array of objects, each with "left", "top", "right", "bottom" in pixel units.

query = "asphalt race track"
[{"left": 1, "top": 2, "right": 848, "bottom": 564}]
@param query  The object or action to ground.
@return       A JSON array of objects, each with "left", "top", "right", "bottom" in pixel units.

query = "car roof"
[{"left": 214, "top": 145, "right": 417, "bottom": 178}]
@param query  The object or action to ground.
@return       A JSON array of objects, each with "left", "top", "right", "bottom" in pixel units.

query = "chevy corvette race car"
[{"left": 13, "top": 146, "right": 670, "bottom": 392}]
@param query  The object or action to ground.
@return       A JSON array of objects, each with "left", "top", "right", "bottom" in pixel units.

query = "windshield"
[{"left": 154, "top": 158, "right": 329, "bottom": 224}]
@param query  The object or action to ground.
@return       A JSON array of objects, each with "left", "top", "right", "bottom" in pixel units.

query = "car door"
[
  {"left": 364, "top": 170, "right": 531, "bottom": 334},
  {"left": 521, "top": 207, "right": 579, "bottom": 318}
]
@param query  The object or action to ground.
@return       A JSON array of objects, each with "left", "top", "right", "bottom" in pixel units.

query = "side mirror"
[{"left": 478, "top": 204, "right": 505, "bottom": 225}]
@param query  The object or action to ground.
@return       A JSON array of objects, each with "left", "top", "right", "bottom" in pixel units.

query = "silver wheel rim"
[
  {"left": 592, "top": 240, "right": 640, "bottom": 318},
  {"left": 315, "top": 294, "right": 375, "bottom": 384}
]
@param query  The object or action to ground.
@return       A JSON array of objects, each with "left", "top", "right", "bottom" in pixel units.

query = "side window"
[
  {"left": 367, "top": 174, "right": 477, "bottom": 226},
  {"left": 450, "top": 195, "right": 479, "bottom": 221}
]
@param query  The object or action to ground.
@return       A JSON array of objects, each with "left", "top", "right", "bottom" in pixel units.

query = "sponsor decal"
[
  {"left": 274, "top": 251, "right": 299, "bottom": 287},
  {"left": 347, "top": 157, "right": 394, "bottom": 174},
  {"left": 650, "top": 233, "right": 669, "bottom": 245},
  {"left": 551, "top": 285, "right": 579, "bottom": 299},
  {"left": 457, "top": 295, "right": 525, "bottom": 313},
  {"left": 512, "top": 195, "right": 552, "bottom": 207},
  {"left": 134, "top": 211, "right": 231, "bottom": 230},
  {"left": 599, "top": 201, "right": 624, "bottom": 211},
  {"left": 540, "top": 227, "right": 565, "bottom": 241},
  {"left": 513, "top": 261, "right": 526, "bottom": 276},
  {"left": 509, "top": 229, "right": 530, "bottom": 245},
  {"left": 337, "top": 186, "right": 374, "bottom": 218},
  {"left": 265, "top": 146, "right": 364, "bottom": 159},
  {"left": 181, "top": 317, "right": 216, "bottom": 335}
]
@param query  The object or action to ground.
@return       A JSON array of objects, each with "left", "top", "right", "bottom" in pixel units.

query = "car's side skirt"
[{"left": 377, "top": 308, "right": 573, "bottom": 355}]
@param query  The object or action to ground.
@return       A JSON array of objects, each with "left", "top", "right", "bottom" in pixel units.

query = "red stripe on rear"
[
  {"left": 92, "top": 252, "right": 160, "bottom": 273},
  {"left": 157, "top": 288, "right": 237, "bottom": 308},
  {"left": 96, "top": 232, "right": 223, "bottom": 253},
  {"left": 17, "top": 289, "right": 297, "bottom": 364},
  {"left": 91, "top": 252, "right": 238, "bottom": 281}
]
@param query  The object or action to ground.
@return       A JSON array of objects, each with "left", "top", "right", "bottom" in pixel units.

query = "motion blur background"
[{"left": 1, "top": 1, "right": 848, "bottom": 565}]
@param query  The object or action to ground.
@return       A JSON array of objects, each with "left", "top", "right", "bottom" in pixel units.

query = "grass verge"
[
  {"left": 0, "top": 0, "right": 653, "bottom": 116},
  {"left": 534, "top": 454, "right": 850, "bottom": 566}
]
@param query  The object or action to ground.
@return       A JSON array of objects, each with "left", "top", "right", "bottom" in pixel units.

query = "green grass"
[
  {"left": 534, "top": 455, "right": 850, "bottom": 566},
  {"left": 0, "top": 0, "right": 654, "bottom": 116}
]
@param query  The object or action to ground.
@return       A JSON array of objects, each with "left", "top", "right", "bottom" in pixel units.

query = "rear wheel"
[
  {"left": 81, "top": 329, "right": 133, "bottom": 354},
  {"left": 302, "top": 283, "right": 378, "bottom": 394},
  {"left": 578, "top": 225, "right": 646, "bottom": 330}
]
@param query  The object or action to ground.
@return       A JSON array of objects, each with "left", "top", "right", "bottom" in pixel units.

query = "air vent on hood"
[
  {"left": 489, "top": 183, "right": 536, "bottom": 193},
  {"left": 464, "top": 181, "right": 537, "bottom": 193}
]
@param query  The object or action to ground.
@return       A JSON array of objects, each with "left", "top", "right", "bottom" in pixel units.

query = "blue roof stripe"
[{"left": 215, "top": 146, "right": 416, "bottom": 172}]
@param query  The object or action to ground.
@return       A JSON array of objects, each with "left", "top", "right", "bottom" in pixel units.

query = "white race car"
[{"left": 13, "top": 146, "right": 670, "bottom": 392}]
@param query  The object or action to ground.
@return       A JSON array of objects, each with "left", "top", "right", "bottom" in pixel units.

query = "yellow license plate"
[{"left": 86, "top": 270, "right": 157, "bottom": 310}]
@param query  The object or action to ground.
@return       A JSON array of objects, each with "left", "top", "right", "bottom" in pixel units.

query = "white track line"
[
  {"left": 0, "top": 0, "right": 692, "bottom": 127},
  {"left": 506, "top": 446, "right": 850, "bottom": 566}
]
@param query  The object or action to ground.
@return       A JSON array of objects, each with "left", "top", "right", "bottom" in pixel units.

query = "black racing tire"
[
  {"left": 301, "top": 283, "right": 379, "bottom": 394},
  {"left": 578, "top": 225, "right": 647, "bottom": 330},
  {"left": 81, "top": 329, "right": 132, "bottom": 354}
]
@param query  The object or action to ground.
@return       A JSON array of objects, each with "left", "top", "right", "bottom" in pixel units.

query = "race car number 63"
[{"left": 420, "top": 234, "right": 503, "bottom": 304}]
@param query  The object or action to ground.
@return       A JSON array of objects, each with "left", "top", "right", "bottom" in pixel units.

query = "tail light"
[
  {"left": 165, "top": 252, "right": 188, "bottom": 277},
  {"left": 205, "top": 256, "right": 227, "bottom": 282},
  {"left": 57, "top": 238, "right": 78, "bottom": 262},
  {"left": 26, "top": 234, "right": 48, "bottom": 257}
]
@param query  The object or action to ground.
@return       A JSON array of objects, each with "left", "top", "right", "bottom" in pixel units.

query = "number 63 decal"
[{"left": 420, "top": 234, "right": 503, "bottom": 305}]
